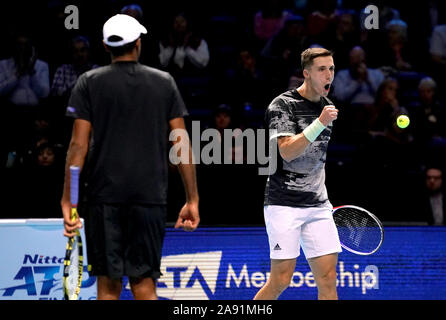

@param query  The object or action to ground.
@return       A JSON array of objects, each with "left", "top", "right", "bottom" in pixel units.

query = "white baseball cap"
[{"left": 103, "top": 14, "right": 147, "bottom": 47}]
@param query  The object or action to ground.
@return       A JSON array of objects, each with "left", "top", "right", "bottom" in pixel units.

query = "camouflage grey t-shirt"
[{"left": 264, "top": 89, "right": 333, "bottom": 208}]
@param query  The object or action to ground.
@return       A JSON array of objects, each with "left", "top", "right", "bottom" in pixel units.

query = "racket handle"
[{"left": 70, "top": 166, "right": 80, "bottom": 206}]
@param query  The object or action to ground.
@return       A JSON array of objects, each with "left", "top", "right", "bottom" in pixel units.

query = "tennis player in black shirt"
[
  {"left": 61, "top": 14, "right": 199, "bottom": 300},
  {"left": 255, "top": 48, "right": 342, "bottom": 300}
]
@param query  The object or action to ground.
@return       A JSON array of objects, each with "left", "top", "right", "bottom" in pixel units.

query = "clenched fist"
[{"left": 318, "top": 105, "right": 338, "bottom": 126}]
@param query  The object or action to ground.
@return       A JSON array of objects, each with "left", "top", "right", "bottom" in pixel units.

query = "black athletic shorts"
[{"left": 83, "top": 203, "right": 166, "bottom": 280}]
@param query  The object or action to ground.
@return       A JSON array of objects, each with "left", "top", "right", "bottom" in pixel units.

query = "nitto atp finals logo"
[{"left": 0, "top": 254, "right": 96, "bottom": 300}]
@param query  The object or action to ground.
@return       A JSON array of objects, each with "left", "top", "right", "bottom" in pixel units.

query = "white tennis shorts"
[{"left": 264, "top": 205, "right": 342, "bottom": 260}]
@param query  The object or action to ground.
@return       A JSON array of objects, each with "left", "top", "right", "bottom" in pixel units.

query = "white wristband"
[{"left": 302, "top": 118, "right": 326, "bottom": 143}]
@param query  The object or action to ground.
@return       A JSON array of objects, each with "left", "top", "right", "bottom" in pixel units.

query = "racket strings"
[
  {"left": 333, "top": 207, "right": 382, "bottom": 254},
  {"left": 63, "top": 234, "right": 83, "bottom": 300}
]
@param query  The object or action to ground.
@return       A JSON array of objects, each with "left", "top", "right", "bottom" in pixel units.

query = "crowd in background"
[{"left": 1, "top": 0, "right": 445, "bottom": 225}]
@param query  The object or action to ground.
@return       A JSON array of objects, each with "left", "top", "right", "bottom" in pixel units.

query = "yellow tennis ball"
[{"left": 396, "top": 115, "right": 410, "bottom": 129}]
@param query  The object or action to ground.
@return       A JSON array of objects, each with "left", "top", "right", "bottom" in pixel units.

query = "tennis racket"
[
  {"left": 63, "top": 166, "right": 83, "bottom": 300},
  {"left": 332, "top": 205, "right": 384, "bottom": 255}
]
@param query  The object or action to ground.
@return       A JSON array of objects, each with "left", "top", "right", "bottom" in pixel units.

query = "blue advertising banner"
[
  {"left": 128, "top": 226, "right": 446, "bottom": 300},
  {"left": 1, "top": 220, "right": 445, "bottom": 300}
]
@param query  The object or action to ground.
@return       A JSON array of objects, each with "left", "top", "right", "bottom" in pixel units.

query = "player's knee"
[
  {"left": 317, "top": 269, "right": 337, "bottom": 288},
  {"left": 97, "top": 276, "right": 122, "bottom": 299},
  {"left": 273, "top": 272, "right": 293, "bottom": 294},
  {"left": 129, "top": 276, "right": 157, "bottom": 300}
]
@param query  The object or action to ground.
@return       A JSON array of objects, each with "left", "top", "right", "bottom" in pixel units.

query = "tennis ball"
[{"left": 396, "top": 115, "right": 410, "bottom": 129}]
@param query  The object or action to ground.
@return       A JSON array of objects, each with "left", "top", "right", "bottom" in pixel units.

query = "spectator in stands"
[
  {"left": 333, "top": 46, "right": 385, "bottom": 106},
  {"left": 367, "top": 77, "right": 409, "bottom": 136},
  {"left": 378, "top": 2, "right": 401, "bottom": 28},
  {"left": 35, "top": 142, "right": 57, "bottom": 167},
  {"left": 408, "top": 77, "right": 446, "bottom": 144},
  {"left": 206, "top": 103, "right": 244, "bottom": 164},
  {"left": 158, "top": 12, "right": 210, "bottom": 77},
  {"left": 306, "top": 0, "right": 338, "bottom": 43},
  {"left": 51, "top": 36, "right": 98, "bottom": 99},
  {"left": 212, "top": 103, "right": 234, "bottom": 134},
  {"left": 0, "top": 34, "right": 50, "bottom": 154},
  {"left": 358, "top": 2, "right": 400, "bottom": 58},
  {"left": 158, "top": 12, "right": 210, "bottom": 106},
  {"left": 0, "top": 34, "right": 49, "bottom": 107},
  {"left": 260, "top": 15, "right": 308, "bottom": 93},
  {"left": 429, "top": 25, "right": 446, "bottom": 65},
  {"left": 232, "top": 47, "right": 269, "bottom": 110},
  {"left": 331, "top": 46, "right": 385, "bottom": 139},
  {"left": 120, "top": 3, "right": 144, "bottom": 22},
  {"left": 50, "top": 36, "right": 98, "bottom": 146},
  {"left": 20, "top": 109, "right": 61, "bottom": 165},
  {"left": 429, "top": 24, "right": 446, "bottom": 101},
  {"left": 2, "top": 107, "right": 58, "bottom": 174},
  {"left": 378, "top": 19, "right": 412, "bottom": 72},
  {"left": 322, "top": 9, "right": 359, "bottom": 70},
  {"left": 253, "top": 0, "right": 292, "bottom": 45},
  {"left": 19, "top": 142, "right": 64, "bottom": 218},
  {"left": 419, "top": 166, "right": 446, "bottom": 225}
]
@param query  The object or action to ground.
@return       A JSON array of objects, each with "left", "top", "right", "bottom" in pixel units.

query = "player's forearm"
[
  {"left": 278, "top": 133, "right": 311, "bottom": 162},
  {"left": 62, "top": 141, "right": 88, "bottom": 203},
  {"left": 169, "top": 117, "right": 198, "bottom": 203},
  {"left": 178, "top": 161, "right": 199, "bottom": 204}
]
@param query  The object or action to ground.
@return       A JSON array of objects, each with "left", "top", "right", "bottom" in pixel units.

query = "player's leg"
[
  {"left": 308, "top": 253, "right": 338, "bottom": 300},
  {"left": 97, "top": 276, "right": 122, "bottom": 300},
  {"left": 255, "top": 205, "right": 302, "bottom": 300},
  {"left": 84, "top": 204, "right": 126, "bottom": 300},
  {"left": 129, "top": 277, "right": 157, "bottom": 300},
  {"left": 125, "top": 204, "right": 166, "bottom": 300},
  {"left": 300, "top": 206, "right": 342, "bottom": 300},
  {"left": 254, "top": 258, "right": 296, "bottom": 300}
]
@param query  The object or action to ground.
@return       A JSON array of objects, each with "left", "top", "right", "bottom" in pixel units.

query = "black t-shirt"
[
  {"left": 67, "top": 61, "right": 188, "bottom": 205},
  {"left": 264, "top": 89, "right": 333, "bottom": 208}
]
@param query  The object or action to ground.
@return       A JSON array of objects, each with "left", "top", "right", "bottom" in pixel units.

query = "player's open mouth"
[{"left": 324, "top": 84, "right": 330, "bottom": 91}]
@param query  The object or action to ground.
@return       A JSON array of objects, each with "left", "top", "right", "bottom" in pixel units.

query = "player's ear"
[
  {"left": 102, "top": 41, "right": 110, "bottom": 53},
  {"left": 302, "top": 68, "right": 309, "bottom": 79},
  {"left": 135, "top": 38, "right": 142, "bottom": 58}
]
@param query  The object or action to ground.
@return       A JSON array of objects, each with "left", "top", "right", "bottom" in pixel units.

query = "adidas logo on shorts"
[{"left": 274, "top": 243, "right": 282, "bottom": 251}]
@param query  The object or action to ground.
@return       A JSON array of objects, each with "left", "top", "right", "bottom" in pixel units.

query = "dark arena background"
[{"left": 1, "top": 0, "right": 446, "bottom": 301}]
